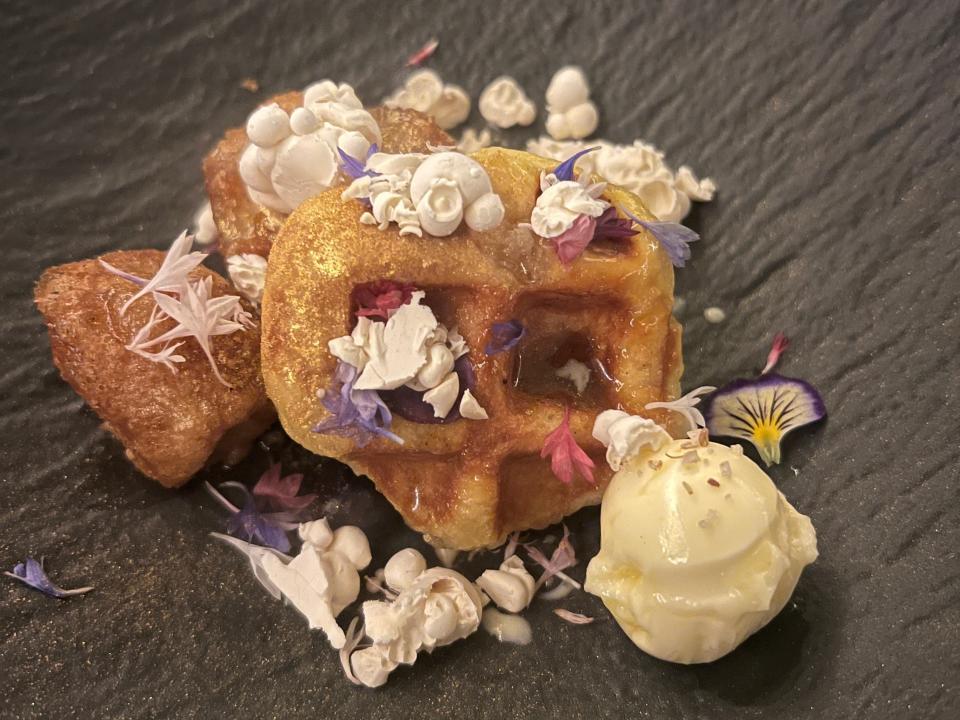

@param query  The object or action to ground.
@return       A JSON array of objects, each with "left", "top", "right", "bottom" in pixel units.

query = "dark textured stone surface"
[{"left": 1, "top": 1, "right": 958, "bottom": 718}]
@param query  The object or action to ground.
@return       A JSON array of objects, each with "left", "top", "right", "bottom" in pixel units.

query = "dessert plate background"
[{"left": 1, "top": 1, "right": 957, "bottom": 718}]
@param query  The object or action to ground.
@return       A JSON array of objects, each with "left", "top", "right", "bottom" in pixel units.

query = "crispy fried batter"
[
  {"left": 261, "top": 148, "right": 685, "bottom": 550},
  {"left": 201, "top": 92, "right": 453, "bottom": 259},
  {"left": 35, "top": 252, "right": 275, "bottom": 487}
]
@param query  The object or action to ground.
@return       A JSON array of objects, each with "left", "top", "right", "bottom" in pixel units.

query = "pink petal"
[
  {"left": 252, "top": 464, "right": 317, "bottom": 512},
  {"left": 540, "top": 408, "right": 596, "bottom": 485},
  {"left": 761, "top": 332, "right": 790, "bottom": 375},
  {"left": 405, "top": 38, "right": 438, "bottom": 67},
  {"left": 551, "top": 215, "right": 597, "bottom": 266},
  {"left": 554, "top": 608, "right": 594, "bottom": 625}
]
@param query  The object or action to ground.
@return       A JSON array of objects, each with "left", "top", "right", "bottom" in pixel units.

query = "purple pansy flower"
[
  {"left": 312, "top": 361, "right": 403, "bottom": 447},
  {"left": 621, "top": 207, "right": 700, "bottom": 267},
  {"left": 485, "top": 320, "right": 526, "bottom": 356},
  {"left": 338, "top": 144, "right": 380, "bottom": 180},
  {"left": 551, "top": 147, "right": 600, "bottom": 182},
  {"left": 5, "top": 557, "right": 93, "bottom": 599}
]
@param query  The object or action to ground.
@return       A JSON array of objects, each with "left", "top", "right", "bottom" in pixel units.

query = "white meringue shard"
[
  {"left": 592, "top": 409, "right": 672, "bottom": 471},
  {"left": 457, "top": 128, "right": 492, "bottom": 154},
  {"left": 478, "top": 76, "right": 536, "bottom": 128},
  {"left": 192, "top": 201, "right": 219, "bottom": 246},
  {"left": 225, "top": 254, "right": 267, "bottom": 306},
  {"left": 546, "top": 66, "right": 591, "bottom": 113},
  {"left": 476, "top": 556, "right": 536, "bottom": 613},
  {"left": 556, "top": 359, "right": 591, "bottom": 394},
  {"left": 423, "top": 371, "right": 460, "bottom": 419},
  {"left": 459, "top": 389, "right": 488, "bottom": 420},
  {"left": 545, "top": 66, "right": 598, "bottom": 141},
  {"left": 354, "top": 292, "right": 438, "bottom": 390},
  {"left": 415, "top": 343, "right": 456, "bottom": 390}
]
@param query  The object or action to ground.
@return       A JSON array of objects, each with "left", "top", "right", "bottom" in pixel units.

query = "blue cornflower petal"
[
  {"left": 551, "top": 146, "right": 600, "bottom": 182},
  {"left": 621, "top": 206, "right": 700, "bottom": 268},
  {"left": 485, "top": 320, "right": 526, "bottom": 356},
  {"left": 338, "top": 144, "right": 380, "bottom": 180},
  {"left": 312, "top": 361, "right": 403, "bottom": 447},
  {"left": 5, "top": 557, "right": 93, "bottom": 598}
]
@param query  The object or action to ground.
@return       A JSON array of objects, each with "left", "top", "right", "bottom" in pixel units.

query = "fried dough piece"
[
  {"left": 35, "top": 251, "right": 275, "bottom": 487},
  {"left": 202, "top": 92, "right": 453, "bottom": 259},
  {"left": 261, "top": 147, "right": 685, "bottom": 550}
]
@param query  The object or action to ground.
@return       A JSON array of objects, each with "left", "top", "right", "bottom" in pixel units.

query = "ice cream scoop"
[{"left": 585, "top": 438, "right": 818, "bottom": 664}]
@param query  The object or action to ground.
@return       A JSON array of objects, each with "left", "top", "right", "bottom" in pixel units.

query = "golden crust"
[
  {"left": 201, "top": 93, "right": 454, "bottom": 259},
  {"left": 261, "top": 147, "right": 684, "bottom": 549},
  {"left": 35, "top": 251, "right": 275, "bottom": 487}
]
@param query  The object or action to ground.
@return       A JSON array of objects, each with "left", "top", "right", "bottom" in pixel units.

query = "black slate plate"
[{"left": 1, "top": 1, "right": 958, "bottom": 718}]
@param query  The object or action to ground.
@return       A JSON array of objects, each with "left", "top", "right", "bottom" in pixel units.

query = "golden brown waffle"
[
  {"left": 35, "top": 252, "right": 275, "bottom": 487},
  {"left": 202, "top": 92, "right": 454, "bottom": 259},
  {"left": 261, "top": 148, "right": 684, "bottom": 549}
]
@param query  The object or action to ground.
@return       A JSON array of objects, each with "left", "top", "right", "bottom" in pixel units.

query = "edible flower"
[
  {"left": 551, "top": 214, "right": 597, "bottom": 266},
  {"left": 353, "top": 279, "right": 416, "bottom": 320},
  {"left": 526, "top": 525, "right": 579, "bottom": 591},
  {"left": 5, "top": 557, "right": 93, "bottom": 599},
  {"left": 541, "top": 408, "right": 595, "bottom": 486},
  {"left": 762, "top": 332, "right": 790, "bottom": 375},
  {"left": 313, "top": 361, "right": 403, "bottom": 447},
  {"left": 253, "top": 463, "right": 317, "bottom": 513},
  {"left": 591, "top": 206, "right": 638, "bottom": 242},
  {"left": 554, "top": 608, "right": 594, "bottom": 625},
  {"left": 645, "top": 385, "right": 716, "bottom": 432},
  {"left": 550, "top": 146, "right": 599, "bottom": 183},
  {"left": 703, "top": 374, "right": 826, "bottom": 466},
  {"left": 484, "top": 319, "right": 526, "bottom": 356},
  {"left": 100, "top": 230, "right": 205, "bottom": 314},
  {"left": 102, "top": 232, "right": 253, "bottom": 387},
  {"left": 621, "top": 207, "right": 700, "bottom": 267},
  {"left": 338, "top": 145, "right": 380, "bottom": 181},
  {"left": 205, "top": 481, "right": 299, "bottom": 553},
  {"left": 405, "top": 37, "right": 439, "bottom": 67}
]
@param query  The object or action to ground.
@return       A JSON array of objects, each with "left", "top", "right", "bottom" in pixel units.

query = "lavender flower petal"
[
  {"left": 226, "top": 496, "right": 292, "bottom": 553},
  {"left": 312, "top": 361, "right": 402, "bottom": 446},
  {"left": 485, "top": 320, "right": 526, "bottom": 356},
  {"left": 4, "top": 557, "right": 93, "bottom": 598},
  {"left": 621, "top": 207, "right": 700, "bottom": 267},
  {"left": 551, "top": 147, "right": 600, "bottom": 183},
  {"left": 338, "top": 144, "right": 379, "bottom": 180}
]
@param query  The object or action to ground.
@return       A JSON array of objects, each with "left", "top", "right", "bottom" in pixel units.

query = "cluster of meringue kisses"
[{"left": 342, "top": 150, "right": 506, "bottom": 238}]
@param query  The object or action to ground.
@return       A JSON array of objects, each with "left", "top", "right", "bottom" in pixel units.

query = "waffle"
[
  {"left": 261, "top": 147, "right": 684, "bottom": 550},
  {"left": 202, "top": 92, "right": 454, "bottom": 259},
  {"left": 35, "top": 251, "right": 275, "bottom": 487}
]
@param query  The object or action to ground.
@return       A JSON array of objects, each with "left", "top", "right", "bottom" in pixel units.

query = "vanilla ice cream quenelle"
[{"left": 585, "top": 411, "right": 818, "bottom": 664}]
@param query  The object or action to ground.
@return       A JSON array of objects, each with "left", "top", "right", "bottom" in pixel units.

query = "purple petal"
[
  {"left": 382, "top": 355, "right": 476, "bottom": 424},
  {"left": 551, "top": 147, "right": 600, "bottom": 182},
  {"left": 703, "top": 374, "right": 826, "bottom": 466},
  {"left": 338, "top": 144, "right": 379, "bottom": 180},
  {"left": 226, "top": 497, "right": 292, "bottom": 553},
  {"left": 5, "top": 557, "right": 93, "bottom": 598},
  {"left": 621, "top": 206, "right": 699, "bottom": 267},
  {"left": 252, "top": 464, "right": 316, "bottom": 513},
  {"left": 592, "top": 207, "right": 638, "bottom": 242},
  {"left": 485, "top": 320, "right": 526, "bottom": 356},
  {"left": 312, "top": 361, "right": 402, "bottom": 446}
]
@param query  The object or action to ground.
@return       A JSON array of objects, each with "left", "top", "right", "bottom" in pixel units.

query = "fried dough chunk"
[
  {"left": 202, "top": 92, "right": 453, "bottom": 259},
  {"left": 35, "top": 251, "right": 275, "bottom": 487}
]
